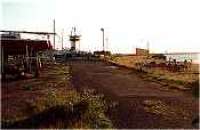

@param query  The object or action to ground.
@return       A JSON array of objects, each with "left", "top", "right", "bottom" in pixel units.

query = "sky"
[{"left": 1, "top": 0, "right": 200, "bottom": 53}]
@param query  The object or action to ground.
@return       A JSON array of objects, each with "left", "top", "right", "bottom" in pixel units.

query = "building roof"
[{"left": 1, "top": 38, "right": 52, "bottom": 55}]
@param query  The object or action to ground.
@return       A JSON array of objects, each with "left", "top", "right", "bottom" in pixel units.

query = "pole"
[
  {"left": 105, "top": 37, "right": 108, "bottom": 52},
  {"left": 1, "top": 46, "right": 4, "bottom": 78},
  {"left": 53, "top": 19, "right": 55, "bottom": 49},
  {"left": 103, "top": 29, "right": 105, "bottom": 58},
  {"left": 79, "top": 41, "right": 80, "bottom": 51},
  {"left": 102, "top": 29, "right": 104, "bottom": 52},
  {"left": 26, "top": 44, "right": 29, "bottom": 72},
  {"left": 147, "top": 41, "right": 150, "bottom": 57},
  {"left": 61, "top": 29, "right": 64, "bottom": 50},
  {"left": 101, "top": 28, "right": 105, "bottom": 58}
]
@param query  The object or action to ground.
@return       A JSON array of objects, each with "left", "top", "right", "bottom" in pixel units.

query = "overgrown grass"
[
  {"left": 23, "top": 84, "right": 33, "bottom": 90},
  {"left": 109, "top": 56, "right": 199, "bottom": 88},
  {"left": 143, "top": 99, "right": 190, "bottom": 121},
  {"left": 2, "top": 88, "right": 113, "bottom": 129},
  {"left": 78, "top": 89, "right": 113, "bottom": 128}
]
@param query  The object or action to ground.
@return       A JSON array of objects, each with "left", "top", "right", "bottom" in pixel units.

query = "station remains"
[
  {"left": 136, "top": 48, "right": 149, "bottom": 56},
  {"left": 1, "top": 31, "right": 53, "bottom": 80}
]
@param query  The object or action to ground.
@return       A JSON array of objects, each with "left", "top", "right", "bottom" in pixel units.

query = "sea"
[{"left": 164, "top": 53, "right": 200, "bottom": 64}]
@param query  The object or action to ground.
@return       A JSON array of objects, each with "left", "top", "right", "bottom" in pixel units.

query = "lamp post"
[
  {"left": 61, "top": 29, "right": 64, "bottom": 50},
  {"left": 53, "top": 19, "right": 56, "bottom": 49},
  {"left": 100, "top": 28, "right": 105, "bottom": 58}
]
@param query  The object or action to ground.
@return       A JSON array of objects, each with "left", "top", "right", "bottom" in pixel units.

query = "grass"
[
  {"left": 109, "top": 55, "right": 199, "bottom": 90},
  {"left": 2, "top": 88, "right": 113, "bottom": 129},
  {"left": 23, "top": 84, "right": 33, "bottom": 90},
  {"left": 2, "top": 64, "right": 113, "bottom": 129},
  {"left": 143, "top": 99, "right": 190, "bottom": 121}
]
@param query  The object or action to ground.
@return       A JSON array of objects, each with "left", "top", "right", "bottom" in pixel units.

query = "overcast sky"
[{"left": 1, "top": 0, "right": 200, "bottom": 53}]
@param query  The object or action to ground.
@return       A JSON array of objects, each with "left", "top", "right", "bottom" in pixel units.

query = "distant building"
[
  {"left": 1, "top": 32, "right": 21, "bottom": 39},
  {"left": 136, "top": 48, "right": 149, "bottom": 56},
  {"left": 94, "top": 50, "right": 111, "bottom": 56}
]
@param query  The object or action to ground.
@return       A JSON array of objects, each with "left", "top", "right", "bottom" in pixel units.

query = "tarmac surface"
[{"left": 70, "top": 62, "right": 199, "bottom": 128}]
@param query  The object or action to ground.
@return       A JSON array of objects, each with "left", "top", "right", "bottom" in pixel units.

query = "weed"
[
  {"left": 174, "top": 80, "right": 185, "bottom": 85},
  {"left": 143, "top": 99, "right": 190, "bottom": 120},
  {"left": 23, "top": 85, "right": 33, "bottom": 91},
  {"left": 2, "top": 88, "right": 113, "bottom": 129},
  {"left": 80, "top": 89, "right": 113, "bottom": 128}
]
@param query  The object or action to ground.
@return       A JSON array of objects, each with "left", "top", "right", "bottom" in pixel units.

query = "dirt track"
[{"left": 70, "top": 62, "right": 199, "bottom": 128}]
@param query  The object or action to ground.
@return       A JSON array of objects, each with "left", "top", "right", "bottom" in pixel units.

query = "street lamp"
[
  {"left": 53, "top": 19, "right": 56, "bottom": 49},
  {"left": 100, "top": 28, "right": 104, "bottom": 53},
  {"left": 61, "top": 29, "right": 64, "bottom": 50}
]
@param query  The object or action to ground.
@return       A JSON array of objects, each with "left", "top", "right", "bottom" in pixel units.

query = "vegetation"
[
  {"left": 23, "top": 84, "right": 33, "bottom": 90},
  {"left": 143, "top": 99, "right": 190, "bottom": 121},
  {"left": 191, "top": 80, "right": 199, "bottom": 98},
  {"left": 2, "top": 63, "right": 113, "bottom": 129},
  {"left": 2, "top": 88, "right": 113, "bottom": 129},
  {"left": 109, "top": 55, "right": 199, "bottom": 90}
]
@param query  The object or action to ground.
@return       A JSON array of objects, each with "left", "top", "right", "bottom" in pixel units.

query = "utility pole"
[
  {"left": 105, "top": 37, "right": 109, "bottom": 51},
  {"left": 147, "top": 40, "right": 150, "bottom": 57},
  {"left": 61, "top": 29, "right": 64, "bottom": 50},
  {"left": 100, "top": 28, "right": 105, "bottom": 57},
  {"left": 147, "top": 40, "right": 150, "bottom": 51},
  {"left": 53, "top": 19, "right": 56, "bottom": 49}
]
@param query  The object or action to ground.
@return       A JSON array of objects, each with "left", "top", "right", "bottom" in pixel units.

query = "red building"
[{"left": 1, "top": 33, "right": 52, "bottom": 79}]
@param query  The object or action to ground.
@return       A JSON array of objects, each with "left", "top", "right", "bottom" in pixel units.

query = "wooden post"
[
  {"left": 1, "top": 46, "right": 5, "bottom": 79},
  {"left": 29, "top": 47, "right": 33, "bottom": 73},
  {"left": 26, "top": 44, "right": 29, "bottom": 72},
  {"left": 35, "top": 56, "right": 39, "bottom": 77}
]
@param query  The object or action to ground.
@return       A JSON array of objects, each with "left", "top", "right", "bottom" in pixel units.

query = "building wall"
[{"left": 136, "top": 48, "right": 149, "bottom": 56}]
